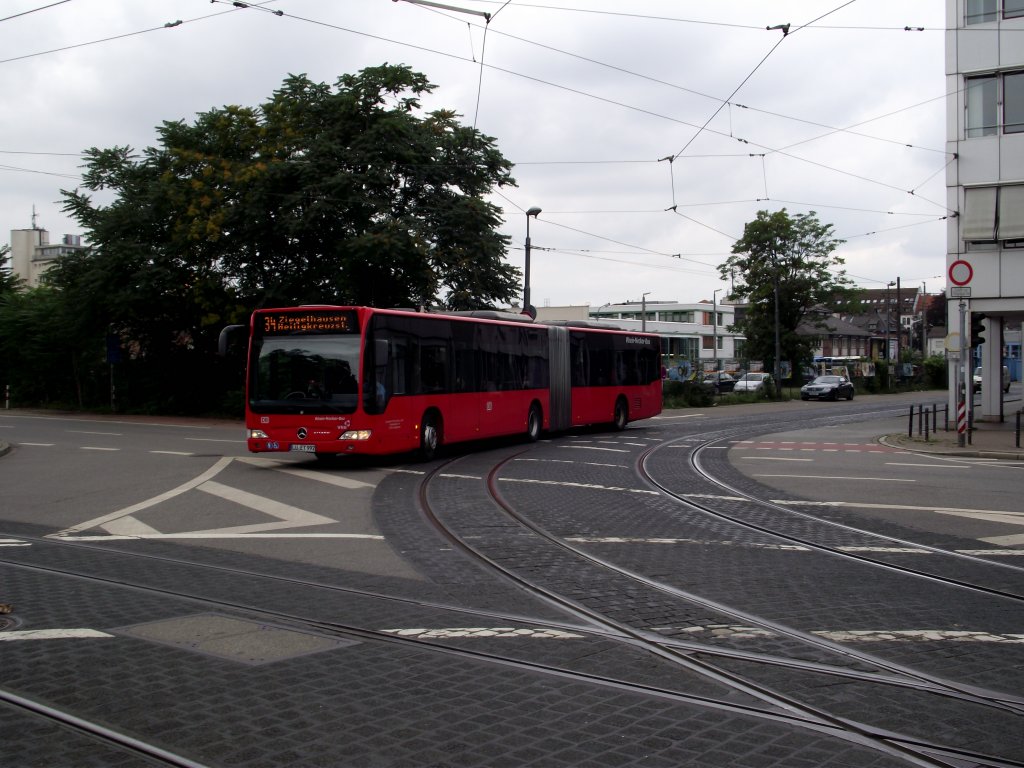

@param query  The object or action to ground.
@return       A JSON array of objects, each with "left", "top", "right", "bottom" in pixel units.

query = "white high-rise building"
[
  {"left": 946, "top": 0, "right": 1024, "bottom": 420},
  {"left": 9, "top": 222, "right": 87, "bottom": 289}
]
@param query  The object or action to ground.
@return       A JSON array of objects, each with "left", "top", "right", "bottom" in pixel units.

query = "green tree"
[
  {"left": 721, "top": 210, "right": 854, "bottom": 382},
  {"left": 42, "top": 65, "right": 518, "bottom": 414},
  {"left": 60, "top": 65, "right": 518, "bottom": 315}
]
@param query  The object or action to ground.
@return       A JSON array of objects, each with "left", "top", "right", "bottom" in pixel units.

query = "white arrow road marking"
[
  {"left": 192, "top": 480, "right": 336, "bottom": 534},
  {"left": 52, "top": 457, "right": 234, "bottom": 537}
]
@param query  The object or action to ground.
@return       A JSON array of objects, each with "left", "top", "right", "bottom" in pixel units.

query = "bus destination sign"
[{"left": 260, "top": 311, "right": 357, "bottom": 335}]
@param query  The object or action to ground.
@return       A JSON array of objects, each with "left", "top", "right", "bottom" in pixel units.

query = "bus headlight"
[
  {"left": 249, "top": 429, "right": 269, "bottom": 439},
  {"left": 339, "top": 429, "right": 372, "bottom": 441}
]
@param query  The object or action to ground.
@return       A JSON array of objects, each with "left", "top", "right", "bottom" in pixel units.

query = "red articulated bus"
[{"left": 233, "top": 306, "right": 662, "bottom": 460}]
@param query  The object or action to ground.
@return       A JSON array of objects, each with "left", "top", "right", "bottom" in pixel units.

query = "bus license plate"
[{"left": 289, "top": 444, "right": 316, "bottom": 453}]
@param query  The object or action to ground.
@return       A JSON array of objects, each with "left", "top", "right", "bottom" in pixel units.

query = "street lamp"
[
  {"left": 712, "top": 288, "right": 720, "bottom": 373},
  {"left": 523, "top": 206, "right": 542, "bottom": 313},
  {"left": 885, "top": 281, "right": 895, "bottom": 372}
]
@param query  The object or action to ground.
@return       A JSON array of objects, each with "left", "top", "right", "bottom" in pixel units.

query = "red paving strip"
[{"left": 731, "top": 441, "right": 903, "bottom": 453}]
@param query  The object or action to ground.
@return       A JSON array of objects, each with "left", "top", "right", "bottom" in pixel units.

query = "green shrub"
[{"left": 662, "top": 380, "right": 714, "bottom": 408}]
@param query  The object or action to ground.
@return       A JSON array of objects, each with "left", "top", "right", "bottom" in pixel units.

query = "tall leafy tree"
[
  {"left": 45, "top": 65, "right": 518, "bottom": 413},
  {"left": 721, "top": 209, "right": 854, "bottom": 379},
  {"left": 60, "top": 65, "right": 518, "bottom": 318}
]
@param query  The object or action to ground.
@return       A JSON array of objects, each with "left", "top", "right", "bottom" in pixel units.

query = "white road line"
[
  {"left": 651, "top": 414, "right": 705, "bottom": 420},
  {"left": 685, "top": 493, "right": 748, "bottom": 501},
  {"left": 58, "top": 533, "right": 384, "bottom": 541},
  {"left": 818, "top": 630, "right": 1024, "bottom": 644},
  {"left": 982, "top": 534, "right": 1024, "bottom": 546},
  {"left": 150, "top": 450, "right": 194, "bottom": 456},
  {"left": 885, "top": 462, "right": 969, "bottom": 468},
  {"left": 103, "top": 516, "right": 161, "bottom": 536},
  {"left": 739, "top": 457, "right": 813, "bottom": 462},
  {"left": 501, "top": 477, "right": 659, "bottom": 495},
  {"left": 381, "top": 628, "right": 584, "bottom": 639},
  {"left": 52, "top": 457, "right": 234, "bottom": 536},
  {"left": 68, "top": 430, "right": 122, "bottom": 436},
  {"left": 0, "top": 539, "right": 30, "bottom": 547},
  {"left": 779, "top": 499, "right": 1021, "bottom": 516},
  {"left": 957, "top": 548, "right": 1024, "bottom": 556},
  {"left": 566, "top": 536, "right": 927, "bottom": 553},
  {"left": 185, "top": 437, "right": 244, "bottom": 444},
  {"left": 755, "top": 474, "right": 915, "bottom": 482},
  {"left": 80, "top": 447, "right": 120, "bottom": 452},
  {"left": 18, "top": 443, "right": 54, "bottom": 447},
  {"left": 273, "top": 467, "right": 375, "bottom": 489},
  {"left": 515, "top": 458, "right": 628, "bottom": 468},
  {"left": 559, "top": 445, "right": 629, "bottom": 453},
  {"left": 653, "top": 626, "right": 1024, "bottom": 644},
  {"left": 0, "top": 629, "right": 113, "bottom": 641}
]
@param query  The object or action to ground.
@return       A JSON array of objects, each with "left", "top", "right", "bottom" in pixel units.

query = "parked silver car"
[{"left": 733, "top": 372, "right": 772, "bottom": 394}]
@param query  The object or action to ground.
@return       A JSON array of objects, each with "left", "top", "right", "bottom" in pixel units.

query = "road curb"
[
  {"left": 878, "top": 434, "right": 1024, "bottom": 461},
  {"left": 0, "top": 441, "right": 9, "bottom": 458}
]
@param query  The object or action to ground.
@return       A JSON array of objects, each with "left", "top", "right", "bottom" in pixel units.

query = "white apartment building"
[
  {"left": 9, "top": 227, "right": 87, "bottom": 288},
  {"left": 535, "top": 300, "right": 743, "bottom": 375},
  {"left": 947, "top": 0, "right": 1024, "bottom": 421}
]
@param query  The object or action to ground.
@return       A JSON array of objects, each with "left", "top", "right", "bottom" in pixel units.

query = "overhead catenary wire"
[{"left": 3, "top": 1, "right": 949, "bottom": 294}]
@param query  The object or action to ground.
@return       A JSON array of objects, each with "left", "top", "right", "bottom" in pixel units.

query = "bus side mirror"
[
  {"left": 375, "top": 338, "right": 389, "bottom": 365},
  {"left": 218, "top": 324, "right": 246, "bottom": 356}
]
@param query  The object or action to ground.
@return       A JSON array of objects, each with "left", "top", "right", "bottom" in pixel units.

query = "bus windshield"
[{"left": 250, "top": 335, "right": 362, "bottom": 414}]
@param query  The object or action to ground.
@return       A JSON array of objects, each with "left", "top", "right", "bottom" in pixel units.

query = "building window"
[
  {"left": 966, "top": 0, "right": 997, "bottom": 24},
  {"left": 1006, "top": 72, "right": 1024, "bottom": 132},
  {"left": 962, "top": 184, "right": 1024, "bottom": 244},
  {"left": 964, "top": 0, "right": 1024, "bottom": 23},
  {"left": 966, "top": 75, "right": 997, "bottom": 137},
  {"left": 965, "top": 71, "right": 1024, "bottom": 136}
]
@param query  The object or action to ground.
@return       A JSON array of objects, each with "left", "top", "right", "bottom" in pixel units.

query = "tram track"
[
  {"left": 653, "top": 430, "right": 1024, "bottom": 598},
  {"left": 2, "top": 403, "right": 1022, "bottom": 766},
  {"left": 412, "top": 436, "right": 1024, "bottom": 767},
  {"left": 1, "top": 530, "right": 972, "bottom": 768}
]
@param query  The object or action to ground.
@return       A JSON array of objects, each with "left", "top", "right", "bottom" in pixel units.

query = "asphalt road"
[{"left": 1, "top": 393, "right": 1020, "bottom": 554}]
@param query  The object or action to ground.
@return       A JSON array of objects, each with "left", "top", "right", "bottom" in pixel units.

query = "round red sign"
[{"left": 948, "top": 259, "right": 973, "bottom": 286}]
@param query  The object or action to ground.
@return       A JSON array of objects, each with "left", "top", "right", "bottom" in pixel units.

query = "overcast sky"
[{"left": 1, "top": 0, "right": 949, "bottom": 307}]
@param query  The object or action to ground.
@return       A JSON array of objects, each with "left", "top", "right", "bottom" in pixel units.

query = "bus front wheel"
[
  {"left": 419, "top": 411, "right": 442, "bottom": 461},
  {"left": 526, "top": 403, "right": 542, "bottom": 442},
  {"left": 613, "top": 398, "right": 628, "bottom": 431}
]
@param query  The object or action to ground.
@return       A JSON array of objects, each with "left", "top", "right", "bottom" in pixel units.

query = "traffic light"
[{"left": 970, "top": 313, "right": 987, "bottom": 347}]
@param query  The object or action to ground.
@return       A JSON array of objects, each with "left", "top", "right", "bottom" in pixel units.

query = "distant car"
[
  {"left": 800, "top": 375, "right": 854, "bottom": 401},
  {"left": 972, "top": 366, "right": 1011, "bottom": 394},
  {"left": 733, "top": 372, "right": 772, "bottom": 395},
  {"left": 701, "top": 372, "right": 736, "bottom": 393}
]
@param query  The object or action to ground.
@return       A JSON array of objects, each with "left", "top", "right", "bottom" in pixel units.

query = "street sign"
[
  {"left": 949, "top": 286, "right": 972, "bottom": 298},
  {"left": 944, "top": 332, "right": 961, "bottom": 352},
  {"left": 948, "top": 259, "right": 973, "bottom": 286}
]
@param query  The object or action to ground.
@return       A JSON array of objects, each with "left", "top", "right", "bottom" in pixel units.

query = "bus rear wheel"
[
  {"left": 526, "top": 403, "right": 542, "bottom": 442},
  {"left": 613, "top": 398, "right": 628, "bottom": 431},
  {"left": 419, "top": 411, "right": 442, "bottom": 461}
]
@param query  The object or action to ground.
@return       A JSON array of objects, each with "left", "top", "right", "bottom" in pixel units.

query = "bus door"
[{"left": 548, "top": 327, "right": 571, "bottom": 431}]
